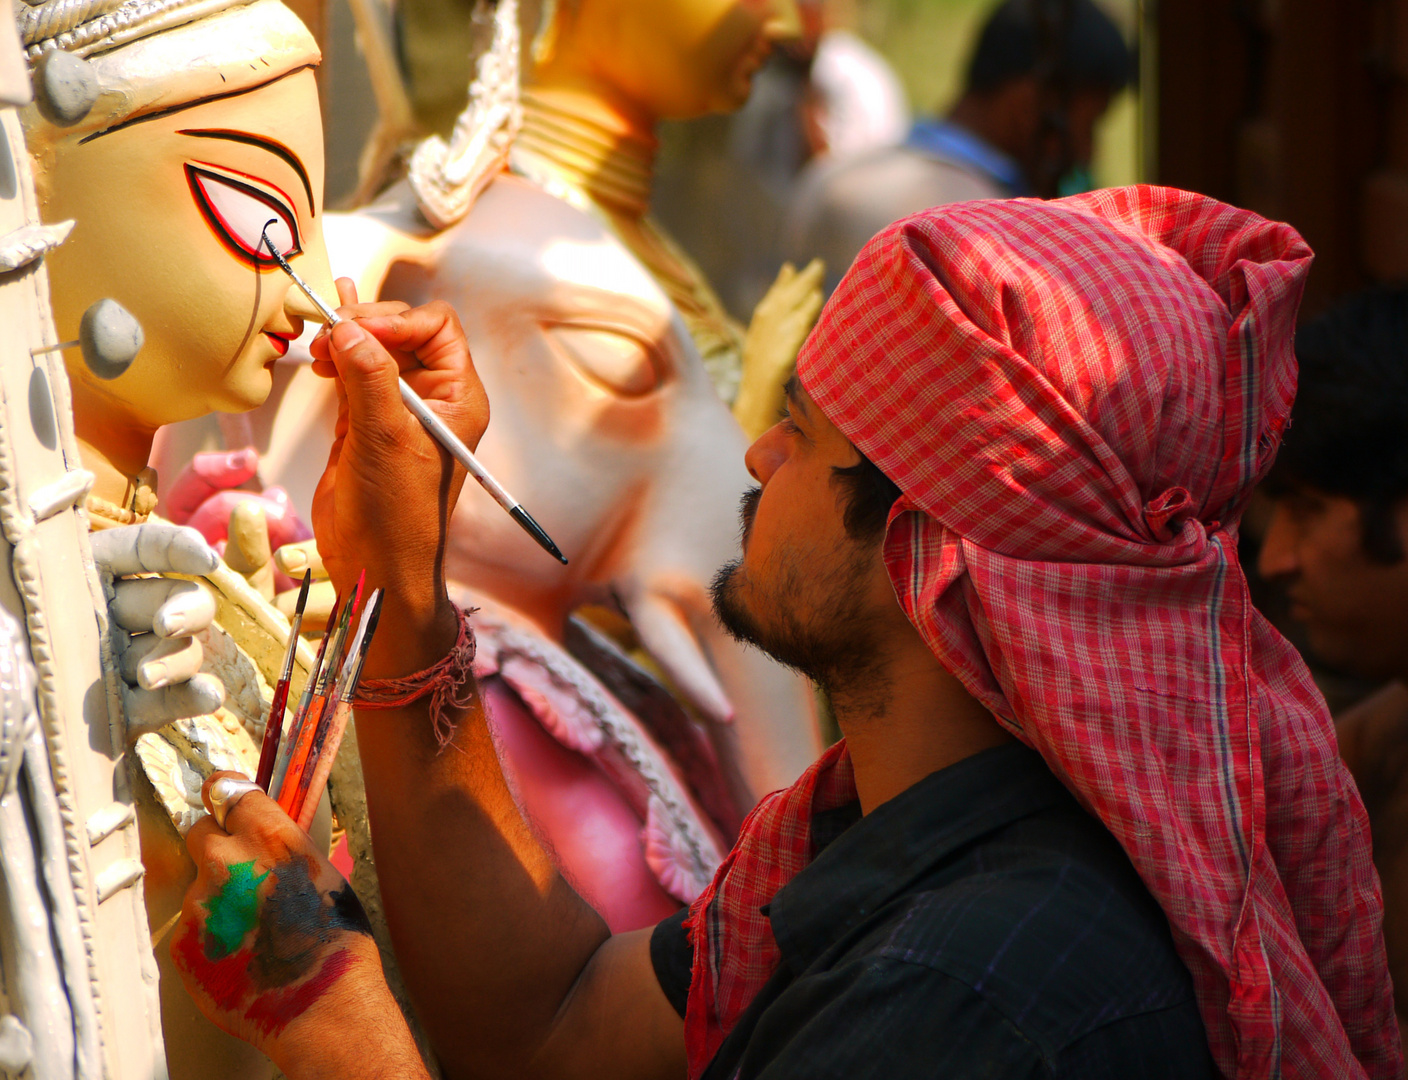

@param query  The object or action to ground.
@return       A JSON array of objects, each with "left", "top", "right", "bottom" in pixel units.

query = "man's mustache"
[{"left": 739, "top": 487, "right": 761, "bottom": 546}]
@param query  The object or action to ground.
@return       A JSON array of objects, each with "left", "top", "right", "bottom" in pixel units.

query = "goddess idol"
[{"left": 18, "top": 0, "right": 334, "bottom": 1074}]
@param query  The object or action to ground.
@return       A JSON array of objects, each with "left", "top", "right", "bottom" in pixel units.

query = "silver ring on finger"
[{"left": 209, "top": 777, "right": 260, "bottom": 831}]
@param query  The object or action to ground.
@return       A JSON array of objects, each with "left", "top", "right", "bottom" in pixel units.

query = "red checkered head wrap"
[{"left": 791, "top": 185, "right": 1397, "bottom": 1077}]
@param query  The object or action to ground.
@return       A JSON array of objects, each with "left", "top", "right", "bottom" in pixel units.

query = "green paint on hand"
[{"left": 203, "top": 860, "right": 271, "bottom": 959}]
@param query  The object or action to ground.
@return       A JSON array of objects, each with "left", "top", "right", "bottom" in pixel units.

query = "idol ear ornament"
[
  {"left": 33, "top": 50, "right": 97, "bottom": 125},
  {"left": 30, "top": 298, "right": 144, "bottom": 380}
]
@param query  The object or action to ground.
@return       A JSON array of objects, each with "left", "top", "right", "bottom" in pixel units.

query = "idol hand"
[
  {"left": 272, "top": 540, "right": 336, "bottom": 632},
  {"left": 90, "top": 523, "right": 225, "bottom": 737},
  {"left": 307, "top": 278, "right": 490, "bottom": 676},
  {"left": 734, "top": 258, "right": 824, "bottom": 440},
  {"left": 164, "top": 449, "right": 315, "bottom": 606}
]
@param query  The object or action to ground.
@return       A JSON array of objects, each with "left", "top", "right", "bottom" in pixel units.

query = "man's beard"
[{"left": 709, "top": 488, "right": 886, "bottom": 700}]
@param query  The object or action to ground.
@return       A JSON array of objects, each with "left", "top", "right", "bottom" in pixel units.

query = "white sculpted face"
[{"left": 340, "top": 173, "right": 823, "bottom": 797}]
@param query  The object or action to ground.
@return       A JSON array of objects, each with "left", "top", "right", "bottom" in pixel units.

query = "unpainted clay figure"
[
  {"left": 468, "top": 0, "right": 824, "bottom": 429},
  {"left": 18, "top": 0, "right": 336, "bottom": 1074},
  {"left": 251, "top": 0, "right": 822, "bottom": 932}
]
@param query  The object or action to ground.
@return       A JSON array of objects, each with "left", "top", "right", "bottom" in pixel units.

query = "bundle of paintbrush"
[{"left": 260, "top": 570, "right": 385, "bottom": 833}]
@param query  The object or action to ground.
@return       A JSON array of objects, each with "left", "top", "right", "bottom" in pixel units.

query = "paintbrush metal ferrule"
[
  {"left": 334, "top": 588, "right": 380, "bottom": 701},
  {"left": 262, "top": 224, "right": 341, "bottom": 325},
  {"left": 260, "top": 224, "right": 568, "bottom": 567},
  {"left": 338, "top": 589, "right": 384, "bottom": 702}
]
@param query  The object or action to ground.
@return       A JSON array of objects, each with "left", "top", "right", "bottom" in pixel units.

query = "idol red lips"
[{"left": 265, "top": 330, "right": 293, "bottom": 357}]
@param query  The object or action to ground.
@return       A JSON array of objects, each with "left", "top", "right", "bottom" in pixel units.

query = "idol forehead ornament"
[{"left": 17, "top": 0, "right": 320, "bottom": 153}]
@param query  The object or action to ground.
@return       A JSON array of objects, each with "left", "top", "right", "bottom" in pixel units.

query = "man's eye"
[{"left": 186, "top": 163, "right": 302, "bottom": 267}]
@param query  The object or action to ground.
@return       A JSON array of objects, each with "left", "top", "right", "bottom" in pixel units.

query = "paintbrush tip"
[{"left": 294, "top": 569, "right": 312, "bottom": 614}]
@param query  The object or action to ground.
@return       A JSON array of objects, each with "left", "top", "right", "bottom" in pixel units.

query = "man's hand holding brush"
[{"left": 305, "top": 279, "right": 489, "bottom": 679}]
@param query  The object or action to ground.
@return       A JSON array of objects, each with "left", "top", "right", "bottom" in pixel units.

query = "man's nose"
[
  {"left": 1257, "top": 502, "right": 1300, "bottom": 580},
  {"left": 745, "top": 424, "right": 787, "bottom": 485}
]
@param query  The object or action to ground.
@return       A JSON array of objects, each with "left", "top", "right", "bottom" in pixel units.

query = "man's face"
[
  {"left": 710, "top": 380, "right": 897, "bottom": 689},
  {"left": 1258, "top": 486, "right": 1408, "bottom": 681}
]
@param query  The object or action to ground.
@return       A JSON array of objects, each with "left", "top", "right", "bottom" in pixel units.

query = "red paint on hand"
[{"left": 174, "top": 929, "right": 360, "bottom": 1038}]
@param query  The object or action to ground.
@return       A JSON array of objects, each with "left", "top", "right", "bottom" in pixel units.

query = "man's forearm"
[{"left": 353, "top": 599, "right": 612, "bottom": 1080}]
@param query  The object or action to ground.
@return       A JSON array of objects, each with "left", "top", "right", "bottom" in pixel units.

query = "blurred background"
[
  {"left": 300, "top": 0, "right": 1407, "bottom": 711},
  {"left": 310, "top": 0, "right": 1408, "bottom": 323}
]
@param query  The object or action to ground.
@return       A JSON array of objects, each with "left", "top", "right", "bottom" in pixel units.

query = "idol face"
[
  {"left": 40, "top": 67, "right": 334, "bottom": 431},
  {"left": 552, "top": 0, "right": 803, "bottom": 119}
]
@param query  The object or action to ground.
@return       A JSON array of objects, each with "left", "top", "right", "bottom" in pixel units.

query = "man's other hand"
[
  {"left": 172, "top": 773, "right": 427, "bottom": 1079},
  {"left": 306, "top": 280, "right": 489, "bottom": 676}
]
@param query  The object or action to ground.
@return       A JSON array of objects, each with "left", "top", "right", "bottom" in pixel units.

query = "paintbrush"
[
  {"left": 291, "top": 588, "right": 383, "bottom": 830},
  {"left": 277, "top": 570, "right": 364, "bottom": 815},
  {"left": 269, "top": 588, "right": 341, "bottom": 802},
  {"left": 255, "top": 569, "right": 312, "bottom": 791},
  {"left": 260, "top": 224, "right": 567, "bottom": 566}
]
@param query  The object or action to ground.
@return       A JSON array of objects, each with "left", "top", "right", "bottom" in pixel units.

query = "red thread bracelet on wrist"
[{"left": 354, "top": 605, "right": 477, "bottom": 751}]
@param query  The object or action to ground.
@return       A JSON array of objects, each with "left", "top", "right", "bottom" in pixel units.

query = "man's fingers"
[
  {"left": 326, "top": 320, "right": 411, "bottom": 441},
  {"left": 121, "top": 633, "right": 204, "bottom": 690},
  {"left": 110, "top": 578, "right": 216, "bottom": 636},
  {"left": 122, "top": 674, "right": 226, "bottom": 736},
  {"left": 91, "top": 523, "right": 219, "bottom": 578},
  {"left": 335, "top": 276, "right": 358, "bottom": 306},
  {"left": 201, "top": 772, "right": 303, "bottom": 850}
]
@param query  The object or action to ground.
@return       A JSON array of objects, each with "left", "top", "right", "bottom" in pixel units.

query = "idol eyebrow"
[{"left": 178, "top": 129, "right": 315, "bottom": 216}]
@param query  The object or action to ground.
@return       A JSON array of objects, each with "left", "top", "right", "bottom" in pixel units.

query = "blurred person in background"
[
  {"left": 1256, "top": 286, "right": 1408, "bottom": 1041},
  {"left": 784, "top": 0, "right": 1134, "bottom": 295}
]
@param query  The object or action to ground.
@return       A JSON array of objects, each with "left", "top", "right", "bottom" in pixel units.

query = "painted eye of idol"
[{"left": 185, "top": 163, "right": 302, "bottom": 267}]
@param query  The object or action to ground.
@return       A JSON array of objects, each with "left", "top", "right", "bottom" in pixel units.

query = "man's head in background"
[
  {"left": 948, "top": 0, "right": 1134, "bottom": 195},
  {"left": 1258, "top": 287, "right": 1408, "bottom": 683}
]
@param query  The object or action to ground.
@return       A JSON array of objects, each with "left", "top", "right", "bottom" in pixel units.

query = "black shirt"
[{"left": 651, "top": 743, "right": 1217, "bottom": 1079}]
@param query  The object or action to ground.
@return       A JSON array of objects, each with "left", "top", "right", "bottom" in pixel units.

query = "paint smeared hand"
[{"left": 173, "top": 773, "right": 426, "bottom": 1076}]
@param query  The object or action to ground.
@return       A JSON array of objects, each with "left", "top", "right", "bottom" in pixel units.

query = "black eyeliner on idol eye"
[{"left": 186, "top": 162, "right": 302, "bottom": 267}]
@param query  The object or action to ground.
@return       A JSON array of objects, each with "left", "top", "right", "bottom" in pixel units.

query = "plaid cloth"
[{"left": 683, "top": 186, "right": 1401, "bottom": 1080}]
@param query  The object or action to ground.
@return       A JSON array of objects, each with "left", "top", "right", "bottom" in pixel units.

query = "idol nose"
[{"left": 279, "top": 242, "right": 339, "bottom": 323}]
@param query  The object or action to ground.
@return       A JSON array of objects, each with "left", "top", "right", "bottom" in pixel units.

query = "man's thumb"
[{"left": 329, "top": 320, "right": 402, "bottom": 434}]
